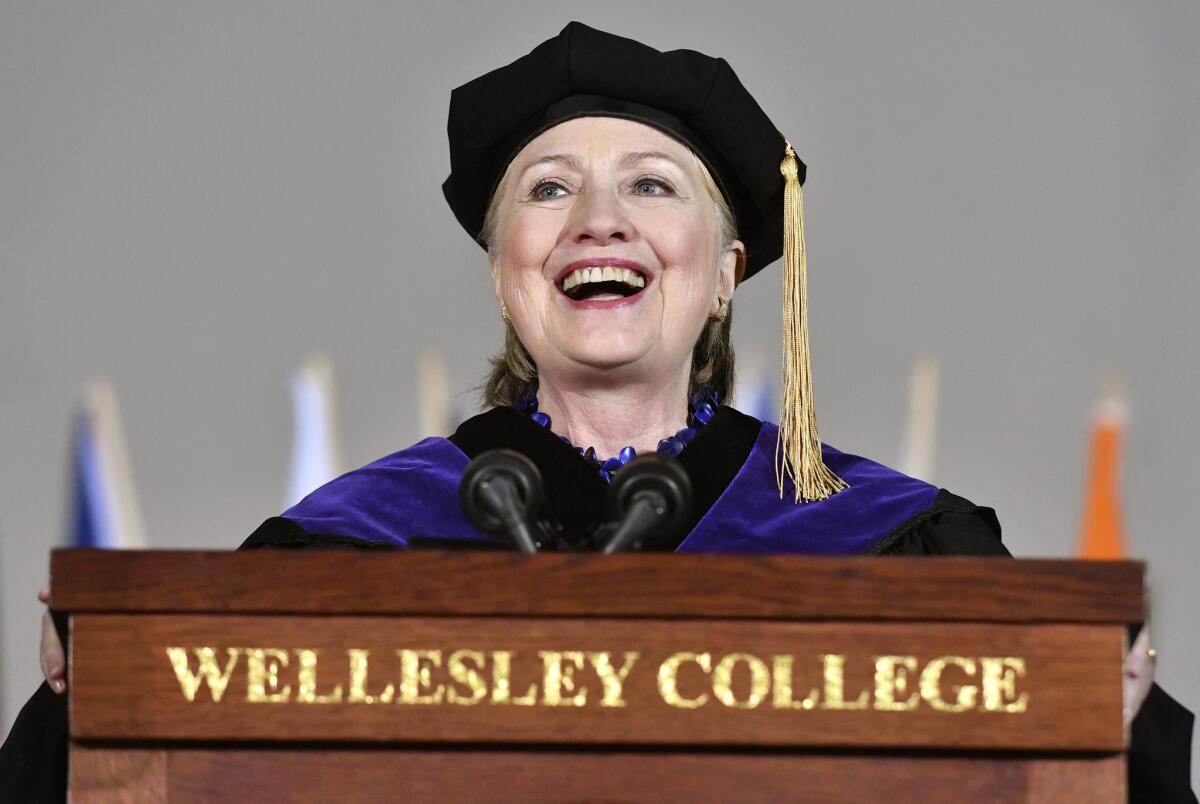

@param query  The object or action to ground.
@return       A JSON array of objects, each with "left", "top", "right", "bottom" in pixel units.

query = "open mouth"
[{"left": 559, "top": 265, "right": 648, "bottom": 302}]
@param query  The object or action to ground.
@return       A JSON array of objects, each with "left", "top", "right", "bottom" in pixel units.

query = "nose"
[{"left": 566, "top": 188, "right": 633, "bottom": 246}]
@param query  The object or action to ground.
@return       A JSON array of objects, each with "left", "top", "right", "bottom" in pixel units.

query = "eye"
[
  {"left": 530, "top": 180, "right": 569, "bottom": 201},
  {"left": 632, "top": 177, "right": 674, "bottom": 196}
]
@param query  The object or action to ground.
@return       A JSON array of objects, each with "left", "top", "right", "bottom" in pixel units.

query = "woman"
[{"left": 5, "top": 21, "right": 1194, "bottom": 801}]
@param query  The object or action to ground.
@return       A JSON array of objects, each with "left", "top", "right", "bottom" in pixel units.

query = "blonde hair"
[{"left": 481, "top": 146, "right": 738, "bottom": 409}]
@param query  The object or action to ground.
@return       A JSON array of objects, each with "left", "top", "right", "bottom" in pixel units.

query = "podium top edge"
[{"left": 49, "top": 549, "right": 1144, "bottom": 623}]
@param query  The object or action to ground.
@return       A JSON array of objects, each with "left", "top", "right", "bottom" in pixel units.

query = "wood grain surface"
[
  {"left": 69, "top": 746, "right": 1125, "bottom": 803},
  {"left": 69, "top": 614, "right": 1124, "bottom": 750},
  {"left": 50, "top": 550, "right": 1144, "bottom": 623},
  {"left": 69, "top": 746, "right": 166, "bottom": 803}
]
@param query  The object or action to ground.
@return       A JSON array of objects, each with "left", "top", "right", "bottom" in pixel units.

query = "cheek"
[
  {"left": 650, "top": 212, "right": 719, "bottom": 312},
  {"left": 496, "top": 211, "right": 559, "bottom": 305},
  {"left": 499, "top": 209, "right": 559, "bottom": 268}
]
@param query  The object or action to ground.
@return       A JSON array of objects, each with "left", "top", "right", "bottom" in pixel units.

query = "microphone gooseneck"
[
  {"left": 459, "top": 449, "right": 546, "bottom": 553},
  {"left": 602, "top": 454, "right": 693, "bottom": 553}
]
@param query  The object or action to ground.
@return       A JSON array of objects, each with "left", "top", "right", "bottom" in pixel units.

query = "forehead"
[{"left": 511, "top": 117, "right": 698, "bottom": 171}]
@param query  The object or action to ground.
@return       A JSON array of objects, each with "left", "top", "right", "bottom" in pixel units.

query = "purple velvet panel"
[
  {"left": 282, "top": 437, "right": 491, "bottom": 547},
  {"left": 677, "top": 422, "right": 939, "bottom": 554},
  {"left": 282, "top": 425, "right": 937, "bottom": 554}
]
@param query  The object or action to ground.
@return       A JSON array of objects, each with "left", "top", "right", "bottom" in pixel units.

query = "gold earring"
[
  {"left": 712, "top": 298, "right": 729, "bottom": 322},
  {"left": 500, "top": 302, "right": 511, "bottom": 324}
]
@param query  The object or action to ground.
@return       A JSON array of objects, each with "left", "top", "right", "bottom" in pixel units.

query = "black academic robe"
[{"left": 2, "top": 407, "right": 1194, "bottom": 801}]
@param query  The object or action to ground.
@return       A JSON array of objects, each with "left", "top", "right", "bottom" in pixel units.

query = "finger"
[
  {"left": 41, "top": 611, "right": 63, "bottom": 677},
  {"left": 38, "top": 616, "right": 50, "bottom": 679},
  {"left": 40, "top": 610, "right": 66, "bottom": 694},
  {"left": 1132, "top": 625, "right": 1150, "bottom": 655},
  {"left": 37, "top": 585, "right": 50, "bottom": 604},
  {"left": 1124, "top": 624, "right": 1150, "bottom": 666},
  {"left": 1128, "top": 628, "right": 1151, "bottom": 674}
]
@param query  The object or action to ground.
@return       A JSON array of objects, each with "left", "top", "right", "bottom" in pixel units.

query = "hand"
[
  {"left": 38, "top": 584, "right": 67, "bottom": 694},
  {"left": 1123, "top": 624, "right": 1155, "bottom": 729}
]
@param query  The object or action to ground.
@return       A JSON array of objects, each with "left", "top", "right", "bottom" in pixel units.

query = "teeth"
[
  {"left": 560, "top": 266, "right": 647, "bottom": 291},
  {"left": 620, "top": 268, "right": 645, "bottom": 288}
]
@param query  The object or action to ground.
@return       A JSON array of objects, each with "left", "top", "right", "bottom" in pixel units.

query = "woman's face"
[{"left": 490, "top": 117, "right": 742, "bottom": 390}]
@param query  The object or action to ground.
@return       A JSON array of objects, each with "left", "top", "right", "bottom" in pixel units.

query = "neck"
[{"left": 534, "top": 369, "right": 691, "bottom": 458}]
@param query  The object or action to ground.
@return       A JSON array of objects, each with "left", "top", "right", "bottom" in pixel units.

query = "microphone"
[
  {"left": 459, "top": 449, "right": 546, "bottom": 553},
  {"left": 601, "top": 453, "right": 693, "bottom": 553}
]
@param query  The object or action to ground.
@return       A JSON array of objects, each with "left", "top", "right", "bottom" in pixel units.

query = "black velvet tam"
[{"left": 441, "top": 21, "right": 798, "bottom": 280}]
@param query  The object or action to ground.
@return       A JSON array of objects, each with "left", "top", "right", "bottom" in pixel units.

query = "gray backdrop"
[{"left": 2, "top": 1, "right": 1197, "bottom": 773}]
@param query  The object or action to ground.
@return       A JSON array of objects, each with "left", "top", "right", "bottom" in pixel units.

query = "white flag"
[
  {"left": 898, "top": 354, "right": 940, "bottom": 481},
  {"left": 286, "top": 353, "right": 344, "bottom": 507},
  {"left": 417, "top": 350, "right": 452, "bottom": 437}
]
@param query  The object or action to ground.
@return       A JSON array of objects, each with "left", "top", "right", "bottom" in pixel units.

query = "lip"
[{"left": 553, "top": 257, "right": 654, "bottom": 311}]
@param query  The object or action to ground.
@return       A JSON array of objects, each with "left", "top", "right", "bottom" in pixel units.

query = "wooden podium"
[{"left": 52, "top": 549, "right": 1141, "bottom": 802}]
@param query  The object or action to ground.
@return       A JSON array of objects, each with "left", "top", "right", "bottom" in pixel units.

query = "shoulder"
[
  {"left": 245, "top": 434, "right": 486, "bottom": 548},
  {"left": 871, "top": 488, "right": 1008, "bottom": 556},
  {"left": 820, "top": 433, "right": 1007, "bottom": 556},
  {"left": 798, "top": 429, "right": 1007, "bottom": 556},
  {"left": 681, "top": 418, "right": 1005, "bottom": 556}
]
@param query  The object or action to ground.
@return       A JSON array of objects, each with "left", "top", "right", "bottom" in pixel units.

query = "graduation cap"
[{"left": 442, "top": 22, "right": 847, "bottom": 503}]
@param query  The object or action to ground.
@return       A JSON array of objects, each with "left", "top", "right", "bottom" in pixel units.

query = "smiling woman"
[
  {"left": 480, "top": 130, "right": 740, "bottom": 424},
  {"left": 2, "top": 19, "right": 1195, "bottom": 802},
  {"left": 483, "top": 118, "right": 740, "bottom": 461}
]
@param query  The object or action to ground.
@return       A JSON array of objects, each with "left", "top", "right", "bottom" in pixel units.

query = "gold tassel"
[{"left": 776, "top": 139, "right": 848, "bottom": 503}]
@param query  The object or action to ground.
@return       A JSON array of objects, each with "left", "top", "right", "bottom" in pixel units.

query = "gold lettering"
[
  {"left": 658, "top": 652, "right": 711, "bottom": 709},
  {"left": 399, "top": 649, "right": 445, "bottom": 704},
  {"left": 820, "top": 654, "right": 870, "bottom": 710},
  {"left": 446, "top": 649, "right": 487, "bottom": 706},
  {"left": 980, "top": 657, "right": 1028, "bottom": 713},
  {"left": 712, "top": 653, "right": 770, "bottom": 709},
  {"left": 348, "top": 649, "right": 394, "bottom": 704},
  {"left": 165, "top": 647, "right": 240, "bottom": 702},
  {"left": 587, "top": 652, "right": 639, "bottom": 708},
  {"left": 920, "top": 656, "right": 978, "bottom": 712},
  {"left": 540, "top": 651, "right": 588, "bottom": 707},
  {"left": 491, "top": 650, "right": 538, "bottom": 706},
  {"left": 294, "top": 649, "right": 343, "bottom": 704},
  {"left": 245, "top": 648, "right": 291, "bottom": 703},
  {"left": 771, "top": 655, "right": 820, "bottom": 710},
  {"left": 874, "top": 656, "right": 919, "bottom": 711}
]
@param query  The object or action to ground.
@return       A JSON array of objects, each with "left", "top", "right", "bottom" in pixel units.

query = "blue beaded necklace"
[{"left": 513, "top": 389, "right": 718, "bottom": 483}]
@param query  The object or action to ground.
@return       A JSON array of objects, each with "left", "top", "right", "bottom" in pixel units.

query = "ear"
[{"left": 713, "top": 239, "right": 744, "bottom": 312}]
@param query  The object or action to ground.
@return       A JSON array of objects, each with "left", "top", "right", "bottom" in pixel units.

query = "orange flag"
[{"left": 1078, "top": 395, "right": 1128, "bottom": 559}]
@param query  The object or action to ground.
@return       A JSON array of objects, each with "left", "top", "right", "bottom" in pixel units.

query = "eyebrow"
[
  {"left": 618, "top": 150, "right": 689, "bottom": 171},
  {"left": 519, "top": 153, "right": 583, "bottom": 176},
  {"left": 518, "top": 149, "right": 689, "bottom": 178}
]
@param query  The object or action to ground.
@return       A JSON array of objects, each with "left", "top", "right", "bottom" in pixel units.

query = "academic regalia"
[
  {"left": 4, "top": 21, "right": 1195, "bottom": 802},
  {"left": 248, "top": 407, "right": 1005, "bottom": 556},
  {"left": 4, "top": 407, "right": 1194, "bottom": 801}
]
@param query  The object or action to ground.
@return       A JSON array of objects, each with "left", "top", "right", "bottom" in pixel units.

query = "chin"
[{"left": 553, "top": 341, "right": 656, "bottom": 375}]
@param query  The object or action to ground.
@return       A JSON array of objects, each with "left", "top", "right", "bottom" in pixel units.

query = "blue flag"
[
  {"left": 66, "top": 381, "right": 146, "bottom": 548},
  {"left": 733, "top": 356, "right": 776, "bottom": 424}
]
